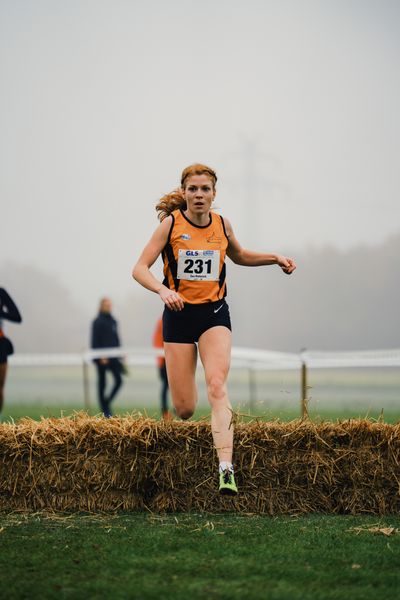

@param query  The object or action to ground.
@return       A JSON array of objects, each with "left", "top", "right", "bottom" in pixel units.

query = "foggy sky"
[{"left": 1, "top": 0, "right": 400, "bottom": 313}]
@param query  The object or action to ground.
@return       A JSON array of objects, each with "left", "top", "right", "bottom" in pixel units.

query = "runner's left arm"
[{"left": 224, "top": 218, "right": 296, "bottom": 274}]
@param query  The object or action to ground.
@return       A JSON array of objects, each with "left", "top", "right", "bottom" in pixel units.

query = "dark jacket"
[
  {"left": 0, "top": 288, "right": 22, "bottom": 360},
  {"left": 91, "top": 312, "right": 121, "bottom": 351},
  {"left": 0, "top": 288, "right": 22, "bottom": 326}
]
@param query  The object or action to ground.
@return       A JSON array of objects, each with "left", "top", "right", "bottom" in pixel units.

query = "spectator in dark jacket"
[
  {"left": 91, "top": 297, "right": 124, "bottom": 417},
  {"left": 0, "top": 288, "right": 22, "bottom": 415}
]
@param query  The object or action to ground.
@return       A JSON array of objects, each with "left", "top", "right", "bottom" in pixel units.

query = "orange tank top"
[{"left": 162, "top": 209, "right": 229, "bottom": 304}]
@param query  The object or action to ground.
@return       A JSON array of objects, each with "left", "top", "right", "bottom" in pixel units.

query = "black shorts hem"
[{"left": 162, "top": 300, "right": 232, "bottom": 344}]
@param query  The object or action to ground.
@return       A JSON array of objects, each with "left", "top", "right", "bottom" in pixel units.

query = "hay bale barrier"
[{"left": 0, "top": 413, "right": 399, "bottom": 514}]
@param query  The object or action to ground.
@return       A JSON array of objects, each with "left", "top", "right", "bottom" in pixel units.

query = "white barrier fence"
[
  {"left": 10, "top": 346, "right": 400, "bottom": 369},
  {"left": 9, "top": 346, "right": 303, "bottom": 369},
  {"left": 9, "top": 346, "right": 400, "bottom": 416}
]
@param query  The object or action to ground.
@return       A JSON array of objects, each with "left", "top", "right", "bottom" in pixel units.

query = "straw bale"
[{"left": 0, "top": 413, "right": 399, "bottom": 514}]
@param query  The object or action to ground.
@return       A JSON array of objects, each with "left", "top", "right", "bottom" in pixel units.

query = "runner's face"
[{"left": 182, "top": 175, "right": 215, "bottom": 216}]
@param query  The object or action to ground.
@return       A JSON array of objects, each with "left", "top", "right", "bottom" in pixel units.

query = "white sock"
[{"left": 219, "top": 461, "right": 233, "bottom": 473}]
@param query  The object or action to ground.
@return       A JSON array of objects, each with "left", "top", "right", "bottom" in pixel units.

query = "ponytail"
[{"left": 155, "top": 189, "right": 186, "bottom": 222}]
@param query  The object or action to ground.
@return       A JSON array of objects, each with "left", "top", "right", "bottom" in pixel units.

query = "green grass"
[
  {"left": 1, "top": 402, "right": 399, "bottom": 424},
  {"left": 0, "top": 513, "right": 399, "bottom": 599}
]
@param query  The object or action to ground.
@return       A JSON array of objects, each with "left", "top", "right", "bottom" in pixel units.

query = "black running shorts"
[{"left": 162, "top": 300, "right": 232, "bottom": 344}]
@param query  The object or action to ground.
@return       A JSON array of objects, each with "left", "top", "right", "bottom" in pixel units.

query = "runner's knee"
[
  {"left": 176, "top": 407, "right": 194, "bottom": 420},
  {"left": 207, "top": 375, "right": 226, "bottom": 403}
]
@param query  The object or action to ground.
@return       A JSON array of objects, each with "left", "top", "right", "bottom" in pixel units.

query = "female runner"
[{"left": 132, "top": 164, "right": 296, "bottom": 494}]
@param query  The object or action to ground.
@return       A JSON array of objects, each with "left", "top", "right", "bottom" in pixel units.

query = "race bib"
[{"left": 177, "top": 250, "right": 220, "bottom": 281}]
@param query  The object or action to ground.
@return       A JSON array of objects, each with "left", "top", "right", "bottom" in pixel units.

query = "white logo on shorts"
[{"left": 214, "top": 304, "right": 224, "bottom": 313}]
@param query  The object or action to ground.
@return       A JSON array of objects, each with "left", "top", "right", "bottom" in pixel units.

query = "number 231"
[{"left": 183, "top": 258, "right": 212, "bottom": 274}]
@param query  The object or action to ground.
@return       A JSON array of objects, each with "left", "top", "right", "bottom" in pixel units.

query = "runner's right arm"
[{"left": 132, "top": 217, "right": 185, "bottom": 311}]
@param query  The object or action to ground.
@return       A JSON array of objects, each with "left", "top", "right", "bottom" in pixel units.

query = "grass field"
[
  {"left": 1, "top": 402, "right": 400, "bottom": 425},
  {"left": 1, "top": 366, "right": 399, "bottom": 598},
  {"left": 0, "top": 512, "right": 399, "bottom": 599}
]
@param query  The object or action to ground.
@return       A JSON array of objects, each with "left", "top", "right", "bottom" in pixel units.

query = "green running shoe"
[{"left": 219, "top": 469, "right": 238, "bottom": 495}]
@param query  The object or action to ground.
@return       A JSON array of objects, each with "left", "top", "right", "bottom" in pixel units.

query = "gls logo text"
[{"left": 185, "top": 251, "right": 199, "bottom": 256}]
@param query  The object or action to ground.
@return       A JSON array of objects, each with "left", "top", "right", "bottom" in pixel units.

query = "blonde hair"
[{"left": 156, "top": 163, "right": 217, "bottom": 221}]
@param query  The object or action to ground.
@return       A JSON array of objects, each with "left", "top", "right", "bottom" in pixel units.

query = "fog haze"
[
  {"left": 3, "top": 232, "right": 400, "bottom": 353},
  {"left": 1, "top": 0, "right": 399, "bottom": 351}
]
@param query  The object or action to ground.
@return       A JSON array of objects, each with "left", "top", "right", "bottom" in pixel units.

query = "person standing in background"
[
  {"left": 0, "top": 288, "right": 22, "bottom": 416},
  {"left": 152, "top": 316, "right": 171, "bottom": 420},
  {"left": 91, "top": 297, "right": 124, "bottom": 418}
]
